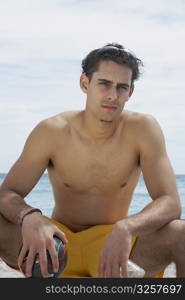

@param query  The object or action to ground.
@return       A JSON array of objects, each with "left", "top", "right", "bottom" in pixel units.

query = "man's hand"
[
  {"left": 18, "top": 213, "right": 68, "bottom": 278},
  {"left": 98, "top": 221, "right": 132, "bottom": 277}
]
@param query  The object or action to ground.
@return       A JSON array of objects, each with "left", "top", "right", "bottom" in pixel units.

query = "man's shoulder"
[
  {"left": 124, "top": 110, "right": 160, "bottom": 133},
  {"left": 123, "top": 110, "right": 163, "bottom": 139},
  {"left": 37, "top": 110, "right": 81, "bottom": 133},
  {"left": 124, "top": 110, "right": 157, "bottom": 125},
  {"left": 124, "top": 111, "right": 165, "bottom": 150}
]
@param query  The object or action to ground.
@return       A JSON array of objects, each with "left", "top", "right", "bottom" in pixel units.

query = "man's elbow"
[
  {"left": 176, "top": 204, "right": 182, "bottom": 219},
  {"left": 171, "top": 196, "right": 182, "bottom": 219},
  {"left": 0, "top": 187, "right": 19, "bottom": 203}
]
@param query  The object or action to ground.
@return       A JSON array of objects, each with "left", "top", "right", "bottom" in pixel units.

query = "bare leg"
[
  {"left": 129, "top": 219, "right": 185, "bottom": 277},
  {"left": 0, "top": 213, "right": 22, "bottom": 268}
]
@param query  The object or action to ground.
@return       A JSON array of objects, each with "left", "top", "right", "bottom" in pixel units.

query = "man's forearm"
[
  {"left": 0, "top": 189, "right": 35, "bottom": 225},
  {"left": 117, "top": 195, "right": 181, "bottom": 237}
]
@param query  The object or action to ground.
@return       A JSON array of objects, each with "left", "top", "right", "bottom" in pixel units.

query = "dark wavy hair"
[{"left": 81, "top": 43, "right": 143, "bottom": 84}]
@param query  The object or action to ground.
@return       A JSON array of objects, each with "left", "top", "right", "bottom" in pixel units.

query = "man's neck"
[{"left": 81, "top": 109, "right": 121, "bottom": 144}]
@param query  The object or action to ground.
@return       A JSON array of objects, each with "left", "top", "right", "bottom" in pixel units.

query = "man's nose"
[{"left": 107, "top": 88, "right": 118, "bottom": 101}]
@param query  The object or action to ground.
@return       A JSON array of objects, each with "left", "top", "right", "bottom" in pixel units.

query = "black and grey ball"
[{"left": 21, "top": 236, "right": 67, "bottom": 278}]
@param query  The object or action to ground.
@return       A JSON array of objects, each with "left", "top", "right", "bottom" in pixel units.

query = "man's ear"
[
  {"left": 129, "top": 84, "right": 134, "bottom": 97},
  {"left": 80, "top": 74, "right": 90, "bottom": 94}
]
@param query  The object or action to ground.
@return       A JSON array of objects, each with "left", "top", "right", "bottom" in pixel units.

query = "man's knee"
[
  {"left": 0, "top": 213, "right": 22, "bottom": 260},
  {"left": 162, "top": 219, "right": 185, "bottom": 240},
  {"left": 132, "top": 219, "right": 185, "bottom": 258},
  {"left": 160, "top": 219, "right": 185, "bottom": 256},
  {"left": 0, "top": 213, "right": 10, "bottom": 248}
]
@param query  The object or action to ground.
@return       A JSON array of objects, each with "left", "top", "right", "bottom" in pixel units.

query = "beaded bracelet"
[{"left": 19, "top": 208, "right": 42, "bottom": 226}]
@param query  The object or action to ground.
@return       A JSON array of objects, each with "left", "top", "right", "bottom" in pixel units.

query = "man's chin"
[{"left": 100, "top": 118, "right": 113, "bottom": 123}]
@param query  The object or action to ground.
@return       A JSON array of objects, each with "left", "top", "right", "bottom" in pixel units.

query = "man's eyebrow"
[
  {"left": 98, "top": 78, "right": 113, "bottom": 83},
  {"left": 98, "top": 78, "right": 130, "bottom": 87}
]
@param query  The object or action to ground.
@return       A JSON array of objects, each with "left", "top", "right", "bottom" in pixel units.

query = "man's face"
[{"left": 81, "top": 60, "right": 134, "bottom": 123}]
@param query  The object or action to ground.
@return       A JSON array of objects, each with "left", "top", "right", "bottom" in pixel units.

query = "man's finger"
[
  {"left": 120, "top": 262, "right": 128, "bottom": 277},
  {"left": 104, "top": 263, "right": 112, "bottom": 278},
  {"left": 111, "top": 262, "right": 120, "bottom": 277},
  {"left": 48, "top": 244, "right": 59, "bottom": 273},
  {"left": 25, "top": 248, "right": 36, "bottom": 277},
  {"left": 18, "top": 246, "right": 28, "bottom": 270},
  {"left": 39, "top": 248, "right": 50, "bottom": 277},
  {"left": 98, "top": 258, "right": 105, "bottom": 277},
  {"left": 55, "top": 230, "right": 68, "bottom": 245}
]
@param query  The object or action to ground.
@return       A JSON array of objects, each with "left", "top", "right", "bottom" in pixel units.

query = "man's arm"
[
  {"left": 0, "top": 120, "right": 51, "bottom": 224},
  {"left": 98, "top": 114, "right": 181, "bottom": 277},
  {"left": 118, "top": 114, "right": 181, "bottom": 236},
  {"left": 0, "top": 119, "right": 68, "bottom": 277}
]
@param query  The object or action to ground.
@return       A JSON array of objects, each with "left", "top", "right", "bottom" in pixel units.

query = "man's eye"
[
  {"left": 99, "top": 82, "right": 108, "bottom": 85},
  {"left": 119, "top": 86, "right": 127, "bottom": 90}
]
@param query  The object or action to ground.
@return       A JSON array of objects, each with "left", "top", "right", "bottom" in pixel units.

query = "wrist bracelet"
[{"left": 19, "top": 208, "right": 42, "bottom": 226}]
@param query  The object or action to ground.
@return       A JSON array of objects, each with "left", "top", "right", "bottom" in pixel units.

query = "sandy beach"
[{"left": 0, "top": 258, "right": 176, "bottom": 278}]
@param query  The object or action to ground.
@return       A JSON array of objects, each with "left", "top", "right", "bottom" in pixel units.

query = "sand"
[{"left": 0, "top": 258, "right": 176, "bottom": 278}]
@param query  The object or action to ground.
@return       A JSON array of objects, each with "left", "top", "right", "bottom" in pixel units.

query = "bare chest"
[{"left": 48, "top": 136, "right": 140, "bottom": 195}]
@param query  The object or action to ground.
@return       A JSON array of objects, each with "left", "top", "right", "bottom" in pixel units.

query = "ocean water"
[{"left": 0, "top": 173, "right": 185, "bottom": 219}]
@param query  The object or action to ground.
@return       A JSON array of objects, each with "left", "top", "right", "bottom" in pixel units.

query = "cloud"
[
  {"left": 0, "top": 0, "right": 185, "bottom": 173},
  {"left": 0, "top": 0, "right": 185, "bottom": 60}
]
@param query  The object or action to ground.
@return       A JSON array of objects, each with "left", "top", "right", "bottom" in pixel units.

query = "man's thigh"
[{"left": 129, "top": 221, "right": 179, "bottom": 277}]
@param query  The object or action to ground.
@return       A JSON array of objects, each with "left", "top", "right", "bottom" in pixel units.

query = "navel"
[
  {"left": 120, "top": 182, "right": 127, "bottom": 188},
  {"left": 48, "top": 159, "right": 54, "bottom": 168},
  {"left": 64, "top": 183, "right": 71, "bottom": 188}
]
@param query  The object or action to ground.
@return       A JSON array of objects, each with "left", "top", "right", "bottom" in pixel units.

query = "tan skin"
[{"left": 0, "top": 60, "right": 182, "bottom": 278}]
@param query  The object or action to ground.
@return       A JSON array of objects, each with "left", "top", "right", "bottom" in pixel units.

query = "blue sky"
[{"left": 0, "top": 0, "right": 185, "bottom": 173}]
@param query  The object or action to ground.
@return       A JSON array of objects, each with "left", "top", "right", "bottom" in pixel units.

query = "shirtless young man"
[{"left": 0, "top": 43, "right": 184, "bottom": 278}]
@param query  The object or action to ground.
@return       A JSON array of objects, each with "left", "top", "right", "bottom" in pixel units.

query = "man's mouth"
[{"left": 101, "top": 105, "right": 117, "bottom": 110}]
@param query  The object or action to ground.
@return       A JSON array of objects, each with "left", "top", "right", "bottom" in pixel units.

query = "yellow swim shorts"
[{"left": 46, "top": 217, "right": 164, "bottom": 278}]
